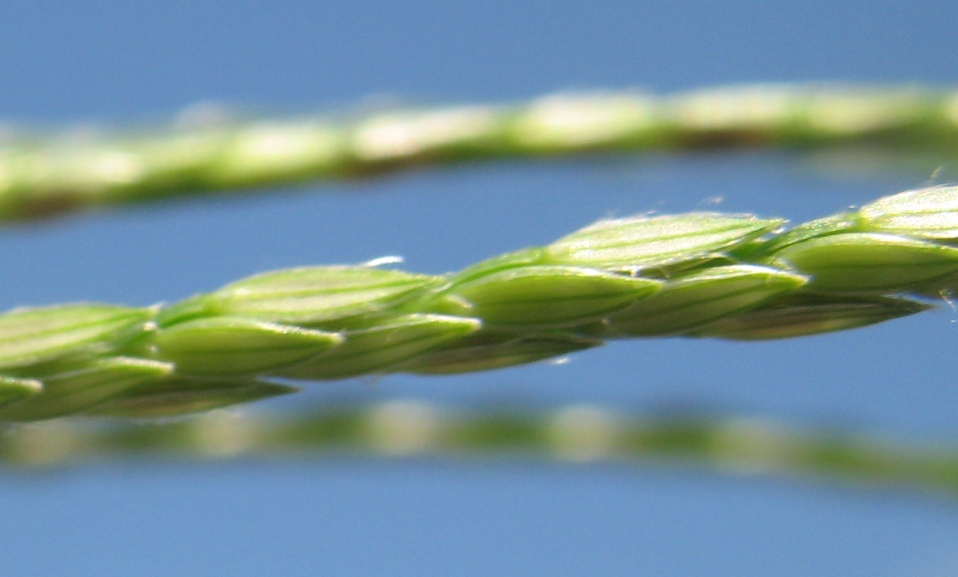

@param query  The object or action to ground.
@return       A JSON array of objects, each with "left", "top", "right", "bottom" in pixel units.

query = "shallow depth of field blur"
[{"left": 3, "top": 2, "right": 958, "bottom": 576}]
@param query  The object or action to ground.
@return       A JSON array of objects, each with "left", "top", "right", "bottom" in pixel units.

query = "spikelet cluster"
[{"left": 0, "top": 186, "right": 955, "bottom": 421}]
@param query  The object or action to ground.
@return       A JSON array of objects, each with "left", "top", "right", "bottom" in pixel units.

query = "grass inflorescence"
[
  {"left": 2, "top": 84, "right": 958, "bottom": 222},
  {"left": 1, "top": 185, "right": 957, "bottom": 421}
]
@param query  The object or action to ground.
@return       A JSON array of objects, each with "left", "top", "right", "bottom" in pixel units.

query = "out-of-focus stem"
[
  {"left": 5, "top": 402, "right": 958, "bottom": 499},
  {"left": 2, "top": 84, "right": 957, "bottom": 221}
]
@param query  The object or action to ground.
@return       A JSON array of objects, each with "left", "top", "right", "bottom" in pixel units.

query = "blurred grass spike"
[
  {"left": 7, "top": 401, "right": 958, "bottom": 500},
  {"left": 0, "top": 185, "right": 956, "bottom": 420},
  {"left": 4, "top": 84, "right": 958, "bottom": 222}
]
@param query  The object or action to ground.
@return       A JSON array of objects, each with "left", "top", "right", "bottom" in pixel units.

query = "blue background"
[{"left": 2, "top": 2, "right": 958, "bottom": 575}]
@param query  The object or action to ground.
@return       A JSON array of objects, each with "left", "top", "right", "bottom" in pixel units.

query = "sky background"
[{"left": 2, "top": 1, "right": 958, "bottom": 576}]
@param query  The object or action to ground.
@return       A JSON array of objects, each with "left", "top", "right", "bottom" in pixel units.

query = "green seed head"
[
  {"left": 166, "top": 266, "right": 441, "bottom": 326},
  {"left": 446, "top": 248, "right": 548, "bottom": 286},
  {"left": 859, "top": 185, "right": 958, "bottom": 240},
  {"left": 152, "top": 317, "right": 343, "bottom": 377},
  {"left": 696, "top": 294, "right": 931, "bottom": 340},
  {"left": 0, "top": 304, "right": 153, "bottom": 371},
  {"left": 768, "top": 232, "right": 958, "bottom": 293},
  {"left": 0, "top": 357, "right": 173, "bottom": 421},
  {"left": 748, "top": 212, "right": 861, "bottom": 256},
  {"left": 546, "top": 212, "right": 785, "bottom": 270},
  {"left": 603, "top": 265, "right": 807, "bottom": 337},
  {"left": 0, "top": 181, "right": 956, "bottom": 420},
  {"left": 445, "top": 265, "right": 661, "bottom": 329},
  {"left": 278, "top": 314, "right": 482, "bottom": 380},
  {"left": 401, "top": 332, "right": 602, "bottom": 375}
]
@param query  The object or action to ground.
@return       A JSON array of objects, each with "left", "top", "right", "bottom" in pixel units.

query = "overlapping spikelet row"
[{"left": 0, "top": 185, "right": 956, "bottom": 421}]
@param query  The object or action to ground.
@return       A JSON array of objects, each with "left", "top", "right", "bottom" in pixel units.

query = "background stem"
[{"left": 3, "top": 84, "right": 956, "bottom": 221}]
